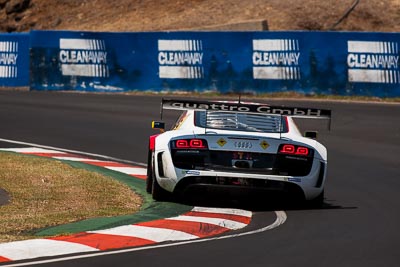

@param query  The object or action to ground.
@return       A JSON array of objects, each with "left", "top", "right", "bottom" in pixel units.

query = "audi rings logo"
[{"left": 234, "top": 141, "right": 252, "bottom": 149}]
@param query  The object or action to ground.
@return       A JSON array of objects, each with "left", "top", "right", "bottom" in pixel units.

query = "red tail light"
[
  {"left": 280, "top": 144, "right": 295, "bottom": 154},
  {"left": 279, "top": 144, "right": 311, "bottom": 156},
  {"left": 296, "top": 147, "right": 309, "bottom": 156},
  {"left": 190, "top": 139, "right": 206, "bottom": 148},
  {"left": 176, "top": 139, "right": 189, "bottom": 148},
  {"left": 174, "top": 139, "right": 207, "bottom": 149}
]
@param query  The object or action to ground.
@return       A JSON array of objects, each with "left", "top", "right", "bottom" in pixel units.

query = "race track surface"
[{"left": 0, "top": 90, "right": 399, "bottom": 267}]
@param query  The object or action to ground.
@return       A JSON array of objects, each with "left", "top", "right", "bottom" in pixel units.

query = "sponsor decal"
[
  {"left": 252, "top": 39, "right": 301, "bottom": 80},
  {"left": 59, "top": 38, "right": 109, "bottom": 77},
  {"left": 163, "top": 99, "right": 330, "bottom": 117},
  {"left": 347, "top": 40, "right": 399, "bottom": 84},
  {"left": 260, "top": 140, "right": 269, "bottom": 150},
  {"left": 0, "top": 41, "right": 18, "bottom": 78},
  {"left": 285, "top": 155, "right": 308, "bottom": 161},
  {"left": 186, "top": 170, "right": 201, "bottom": 175},
  {"left": 158, "top": 39, "right": 204, "bottom": 79},
  {"left": 217, "top": 138, "right": 227, "bottom": 147}
]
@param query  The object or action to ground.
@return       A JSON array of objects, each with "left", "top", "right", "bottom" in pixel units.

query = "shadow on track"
[{"left": 169, "top": 191, "right": 356, "bottom": 213}]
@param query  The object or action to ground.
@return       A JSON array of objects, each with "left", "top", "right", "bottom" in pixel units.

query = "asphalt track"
[{"left": 0, "top": 90, "right": 399, "bottom": 266}]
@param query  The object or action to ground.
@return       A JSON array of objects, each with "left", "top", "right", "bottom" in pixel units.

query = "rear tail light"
[
  {"left": 176, "top": 139, "right": 189, "bottom": 148},
  {"left": 174, "top": 139, "right": 208, "bottom": 149},
  {"left": 190, "top": 139, "right": 206, "bottom": 148},
  {"left": 279, "top": 144, "right": 311, "bottom": 156},
  {"left": 295, "top": 147, "right": 309, "bottom": 156},
  {"left": 280, "top": 144, "right": 295, "bottom": 154}
]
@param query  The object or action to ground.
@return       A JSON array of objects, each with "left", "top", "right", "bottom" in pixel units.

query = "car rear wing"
[
  {"left": 165, "top": 97, "right": 328, "bottom": 114},
  {"left": 161, "top": 98, "right": 332, "bottom": 130}
]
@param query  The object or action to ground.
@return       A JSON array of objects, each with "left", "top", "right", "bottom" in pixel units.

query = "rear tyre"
[
  {"left": 152, "top": 175, "right": 170, "bottom": 201},
  {"left": 150, "top": 152, "right": 170, "bottom": 201},
  {"left": 309, "top": 190, "right": 324, "bottom": 208},
  {"left": 145, "top": 150, "right": 153, "bottom": 194}
]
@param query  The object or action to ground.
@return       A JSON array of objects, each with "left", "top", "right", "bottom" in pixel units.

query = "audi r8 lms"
[{"left": 146, "top": 99, "right": 331, "bottom": 206}]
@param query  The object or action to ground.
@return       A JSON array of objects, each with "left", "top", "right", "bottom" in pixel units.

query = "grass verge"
[{"left": 0, "top": 152, "right": 142, "bottom": 243}]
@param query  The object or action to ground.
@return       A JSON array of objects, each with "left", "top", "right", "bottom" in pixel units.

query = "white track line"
[
  {"left": 0, "top": 239, "right": 98, "bottom": 261},
  {"left": 52, "top": 157, "right": 107, "bottom": 162},
  {"left": 0, "top": 147, "right": 67, "bottom": 154},
  {"left": 0, "top": 138, "right": 146, "bottom": 167},
  {"left": 105, "top": 167, "right": 148, "bottom": 175}
]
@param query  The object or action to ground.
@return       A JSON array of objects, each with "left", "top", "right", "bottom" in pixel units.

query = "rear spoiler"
[{"left": 161, "top": 98, "right": 332, "bottom": 130}]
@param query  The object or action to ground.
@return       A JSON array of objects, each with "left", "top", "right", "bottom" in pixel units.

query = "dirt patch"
[
  {"left": 0, "top": 0, "right": 399, "bottom": 32},
  {"left": 0, "top": 188, "right": 9, "bottom": 206}
]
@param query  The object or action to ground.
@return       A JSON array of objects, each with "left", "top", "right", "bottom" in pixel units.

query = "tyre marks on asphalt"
[{"left": 0, "top": 147, "right": 252, "bottom": 263}]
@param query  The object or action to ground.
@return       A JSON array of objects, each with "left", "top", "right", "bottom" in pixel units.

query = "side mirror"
[
  {"left": 152, "top": 121, "right": 165, "bottom": 133},
  {"left": 304, "top": 131, "right": 318, "bottom": 139}
]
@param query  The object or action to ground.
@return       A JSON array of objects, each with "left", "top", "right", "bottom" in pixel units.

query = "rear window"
[{"left": 194, "top": 111, "right": 288, "bottom": 133}]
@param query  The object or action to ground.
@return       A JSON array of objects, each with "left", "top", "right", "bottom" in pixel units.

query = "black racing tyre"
[
  {"left": 145, "top": 150, "right": 153, "bottom": 194},
  {"left": 152, "top": 175, "right": 170, "bottom": 201},
  {"left": 150, "top": 153, "right": 170, "bottom": 201},
  {"left": 309, "top": 190, "right": 325, "bottom": 208}
]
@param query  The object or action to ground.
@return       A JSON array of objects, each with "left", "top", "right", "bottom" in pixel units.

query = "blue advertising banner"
[
  {"left": 30, "top": 30, "right": 400, "bottom": 97},
  {"left": 0, "top": 33, "right": 30, "bottom": 86}
]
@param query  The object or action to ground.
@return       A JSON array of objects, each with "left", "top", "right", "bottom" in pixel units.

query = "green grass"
[{"left": 0, "top": 152, "right": 142, "bottom": 242}]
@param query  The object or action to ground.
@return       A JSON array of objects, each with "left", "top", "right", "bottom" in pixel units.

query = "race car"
[{"left": 146, "top": 98, "right": 331, "bottom": 206}]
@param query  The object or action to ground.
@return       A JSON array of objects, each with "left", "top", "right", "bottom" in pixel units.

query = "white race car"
[{"left": 146, "top": 99, "right": 331, "bottom": 206}]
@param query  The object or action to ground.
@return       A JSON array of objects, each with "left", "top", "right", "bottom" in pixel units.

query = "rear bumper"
[
  {"left": 155, "top": 149, "right": 327, "bottom": 201},
  {"left": 174, "top": 161, "right": 325, "bottom": 200},
  {"left": 174, "top": 177, "right": 305, "bottom": 200}
]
